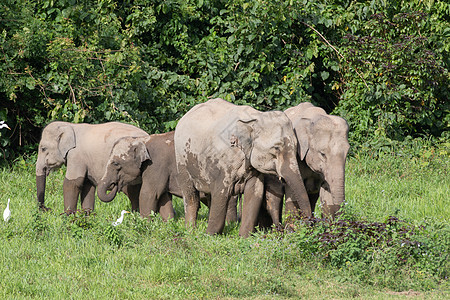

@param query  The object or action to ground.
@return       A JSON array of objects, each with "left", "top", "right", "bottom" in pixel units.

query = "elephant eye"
[
  {"left": 112, "top": 161, "right": 120, "bottom": 167},
  {"left": 320, "top": 152, "right": 326, "bottom": 158},
  {"left": 269, "top": 146, "right": 280, "bottom": 158},
  {"left": 41, "top": 147, "right": 47, "bottom": 152}
]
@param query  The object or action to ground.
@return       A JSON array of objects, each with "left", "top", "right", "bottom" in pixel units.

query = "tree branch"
[{"left": 301, "top": 22, "right": 369, "bottom": 89}]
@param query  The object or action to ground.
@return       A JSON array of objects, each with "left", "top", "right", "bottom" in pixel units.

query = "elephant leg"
[
  {"left": 239, "top": 174, "right": 264, "bottom": 237},
  {"left": 138, "top": 186, "right": 158, "bottom": 219},
  {"left": 138, "top": 170, "right": 171, "bottom": 219},
  {"left": 80, "top": 180, "right": 95, "bottom": 214},
  {"left": 184, "top": 188, "right": 200, "bottom": 227},
  {"left": 63, "top": 177, "right": 85, "bottom": 214},
  {"left": 264, "top": 175, "right": 284, "bottom": 225},
  {"left": 284, "top": 197, "right": 297, "bottom": 216},
  {"left": 199, "top": 193, "right": 211, "bottom": 220},
  {"left": 158, "top": 193, "right": 175, "bottom": 221},
  {"left": 266, "top": 192, "right": 282, "bottom": 225},
  {"left": 256, "top": 183, "right": 283, "bottom": 229},
  {"left": 225, "top": 195, "right": 238, "bottom": 223},
  {"left": 178, "top": 167, "right": 200, "bottom": 227},
  {"left": 206, "top": 188, "right": 229, "bottom": 235},
  {"left": 256, "top": 205, "right": 273, "bottom": 229},
  {"left": 123, "top": 184, "right": 141, "bottom": 212}
]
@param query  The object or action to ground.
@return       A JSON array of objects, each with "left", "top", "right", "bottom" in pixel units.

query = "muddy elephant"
[
  {"left": 96, "top": 131, "right": 238, "bottom": 222},
  {"left": 36, "top": 121, "right": 148, "bottom": 213},
  {"left": 261, "top": 102, "right": 350, "bottom": 225},
  {"left": 174, "top": 98, "right": 311, "bottom": 237}
]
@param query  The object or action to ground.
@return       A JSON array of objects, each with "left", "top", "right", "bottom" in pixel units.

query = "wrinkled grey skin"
[
  {"left": 174, "top": 98, "right": 311, "bottom": 237},
  {"left": 260, "top": 102, "right": 350, "bottom": 225},
  {"left": 97, "top": 131, "right": 238, "bottom": 222},
  {"left": 36, "top": 121, "right": 148, "bottom": 213}
]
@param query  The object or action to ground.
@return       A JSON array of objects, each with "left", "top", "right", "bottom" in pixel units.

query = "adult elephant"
[
  {"left": 96, "top": 131, "right": 238, "bottom": 222},
  {"left": 174, "top": 98, "right": 311, "bottom": 237},
  {"left": 261, "top": 102, "right": 350, "bottom": 225},
  {"left": 36, "top": 121, "right": 148, "bottom": 213}
]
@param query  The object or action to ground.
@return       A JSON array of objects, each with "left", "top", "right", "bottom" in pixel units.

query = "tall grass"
[
  {"left": 0, "top": 146, "right": 448, "bottom": 299},
  {"left": 345, "top": 142, "right": 449, "bottom": 222}
]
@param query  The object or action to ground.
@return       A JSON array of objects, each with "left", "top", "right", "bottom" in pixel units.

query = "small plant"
[
  {"left": 63, "top": 209, "right": 97, "bottom": 239},
  {"left": 103, "top": 224, "right": 124, "bottom": 248},
  {"left": 28, "top": 210, "right": 49, "bottom": 239}
]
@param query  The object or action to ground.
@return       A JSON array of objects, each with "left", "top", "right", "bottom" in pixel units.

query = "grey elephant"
[
  {"left": 36, "top": 121, "right": 148, "bottom": 213},
  {"left": 260, "top": 102, "right": 350, "bottom": 225},
  {"left": 96, "top": 131, "right": 238, "bottom": 222},
  {"left": 174, "top": 98, "right": 311, "bottom": 237}
]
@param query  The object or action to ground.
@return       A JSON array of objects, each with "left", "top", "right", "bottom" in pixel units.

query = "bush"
[
  {"left": 336, "top": 6, "right": 449, "bottom": 143},
  {"left": 267, "top": 213, "right": 450, "bottom": 290}
]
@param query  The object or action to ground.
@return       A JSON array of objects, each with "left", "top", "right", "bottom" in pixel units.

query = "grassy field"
[{"left": 0, "top": 145, "right": 448, "bottom": 299}]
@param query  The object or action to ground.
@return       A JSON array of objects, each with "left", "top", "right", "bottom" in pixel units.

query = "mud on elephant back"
[{"left": 35, "top": 121, "right": 148, "bottom": 214}]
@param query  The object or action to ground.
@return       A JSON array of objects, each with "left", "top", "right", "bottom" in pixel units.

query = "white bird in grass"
[
  {"left": 3, "top": 198, "right": 11, "bottom": 222},
  {"left": 0, "top": 121, "right": 10, "bottom": 130},
  {"left": 112, "top": 210, "right": 130, "bottom": 226}
]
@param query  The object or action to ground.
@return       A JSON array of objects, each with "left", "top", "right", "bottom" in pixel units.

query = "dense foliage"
[{"left": 1, "top": 0, "right": 449, "bottom": 161}]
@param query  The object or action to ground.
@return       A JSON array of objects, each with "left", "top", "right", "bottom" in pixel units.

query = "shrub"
[{"left": 269, "top": 213, "right": 450, "bottom": 290}]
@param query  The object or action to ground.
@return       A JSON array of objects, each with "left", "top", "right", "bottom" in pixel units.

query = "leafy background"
[{"left": 1, "top": 0, "right": 449, "bottom": 162}]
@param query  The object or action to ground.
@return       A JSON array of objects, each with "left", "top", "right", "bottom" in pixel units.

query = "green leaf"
[
  {"left": 321, "top": 71, "right": 329, "bottom": 81},
  {"left": 306, "top": 48, "right": 313, "bottom": 60}
]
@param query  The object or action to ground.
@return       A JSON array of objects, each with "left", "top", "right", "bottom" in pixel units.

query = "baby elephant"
[
  {"left": 97, "top": 131, "right": 177, "bottom": 220},
  {"left": 97, "top": 131, "right": 237, "bottom": 221}
]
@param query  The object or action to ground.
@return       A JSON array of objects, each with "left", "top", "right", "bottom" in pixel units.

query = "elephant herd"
[{"left": 36, "top": 98, "right": 350, "bottom": 237}]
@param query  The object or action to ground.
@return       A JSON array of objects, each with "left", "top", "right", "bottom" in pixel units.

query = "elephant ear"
[
  {"left": 132, "top": 140, "right": 151, "bottom": 166},
  {"left": 57, "top": 124, "right": 76, "bottom": 159},
  {"left": 294, "top": 118, "right": 311, "bottom": 161},
  {"left": 233, "top": 119, "right": 257, "bottom": 159}
]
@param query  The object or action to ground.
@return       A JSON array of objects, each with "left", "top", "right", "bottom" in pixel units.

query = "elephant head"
[
  {"left": 97, "top": 137, "right": 150, "bottom": 202},
  {"left": 36, "top": 122, "right": 76, "bottom": 210},
  {"left": 288, "top": 104, "right": 350, "bottom": 218},
  {"left": 230, "top": 110, "right": 312, "bottom": 218}
]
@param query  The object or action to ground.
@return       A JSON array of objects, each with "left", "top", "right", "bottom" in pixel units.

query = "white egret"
[
  {"left": 0, "top": 121, "right": 10, "bottom": 130},
  {"left": 112, "top": 210, "right": 130, "bottom": 226},
  {"left": 3, "top": 198, "right": 11, "bottom": 222}
]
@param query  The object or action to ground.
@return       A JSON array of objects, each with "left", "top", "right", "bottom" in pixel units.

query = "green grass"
[
  {"left": 345, "top": 147, "right": 449, "bottom": 222},
  {"left": 0, "top": 148, "right": 448, "bottom": 299}
]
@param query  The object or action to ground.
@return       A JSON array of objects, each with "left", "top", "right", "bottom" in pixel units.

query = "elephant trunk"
[
  {"left": 324, "top": 169, "right": 345, "bottom": 218},
  {"left": 280, "top": 160, "right": 312, "bottom": 218},
  {"left": 36, "top": 173, "right": 47, "bottom": 210},
  {"left": 97, "top": 179, "right": 118, "bottom": 202},
  {"left": 331, "top": 181, "right": 345, "bottom": 206},
  {"left": 36, "top": 162, "right": 51, "bottom": 211}
]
